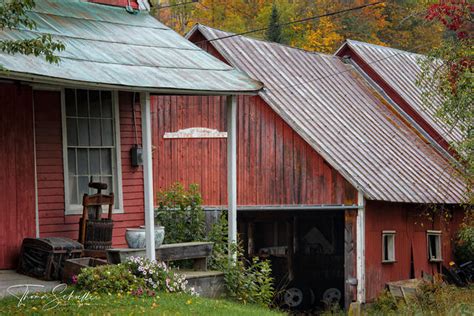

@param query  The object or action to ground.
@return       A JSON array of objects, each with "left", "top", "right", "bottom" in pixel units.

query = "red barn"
[
  {"left": 151, "top": 24, "right": 466, "bottom": 306},
  {"left": 0, "top": 1, "right": 260, "bottom": 270}
]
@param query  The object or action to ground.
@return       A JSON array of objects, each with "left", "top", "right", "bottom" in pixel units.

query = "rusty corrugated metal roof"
[
  {"left": 192, "top": 24, "right": 465, "bottom": 204},
  {"left": 0, "top": 0, "right": 261, "bottom": 94},
  {"left": 342, "top": 40, "right": 463, "bottom": 145}
]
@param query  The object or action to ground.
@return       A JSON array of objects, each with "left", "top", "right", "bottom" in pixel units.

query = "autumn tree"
[
  {"left": 0, "top": 0, "right": 64, "bottom": 65},
  {"left": 418, "top": 0, "right": 473, "bottom": 203},
  {"left": 266, "top": 3, "right": 284, "bottom": 43}
]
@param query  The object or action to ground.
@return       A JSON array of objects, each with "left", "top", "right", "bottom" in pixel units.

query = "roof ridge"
[
  {"left": 346, "top": 39, "right": 424, "bottom": 57},
  {"left": 197, "top": 24, "right": 336, "bottom": 59}
]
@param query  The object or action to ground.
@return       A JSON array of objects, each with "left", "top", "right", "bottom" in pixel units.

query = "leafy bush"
[
  {"left": 76, "top": 257, "right": 195, "bottom": 296},
  {"left": 155, "top": 183, "right": 205, "bottom": 244},
  {"left": 366, "top": 290, "right": 400, "bottom": 315},
  {"left": 454, "top": 212, "right": 474, "bottom": 263},
  {"left": 207, "top": 212, "right": 275, "bottom": 307},
  {"left": 76, "top": 263, "right": 143, "bottom": 293}
]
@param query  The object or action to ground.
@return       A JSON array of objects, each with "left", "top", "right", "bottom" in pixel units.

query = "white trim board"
[{"left": 164, "top": 127, "right": 227, "bottom": 139}]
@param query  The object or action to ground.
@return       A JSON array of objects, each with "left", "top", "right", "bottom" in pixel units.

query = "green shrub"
[
  {"left": 207, "top": 212, "right": 275, "bottom": 307},
  {"left": 76, "top": 263, "right": 143, "bottom": 293},
  {"left": 155, "top": 183, "right": 205, "bottom": 244},
  {"left": 76, "top": 258, "right": 196, "bottom": 295},
  {"left": 366, "top": 290, "right": 400, "bottom": 315},
  {"left": 454, "top": 212, "right": 474, "bottom": 263}
]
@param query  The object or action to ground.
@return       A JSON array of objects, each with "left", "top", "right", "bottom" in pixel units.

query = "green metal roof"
[{"left": 0, "top": 0, "right": 262, "bottom": 94}]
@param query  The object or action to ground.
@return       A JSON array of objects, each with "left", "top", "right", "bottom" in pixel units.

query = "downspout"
[{"left": 356, "top": 191, "right": 366, "bottom": 303}]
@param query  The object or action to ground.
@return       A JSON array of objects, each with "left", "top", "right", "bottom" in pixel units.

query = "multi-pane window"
[
  {"left": 65, "top": 89, "right": 119, "bottom": 209},
  {"left": 382, "top": 231, "right": 396, "bottom": 263},
  {"left": 427, "top": 231, "right": 442, "bottom": 262}
]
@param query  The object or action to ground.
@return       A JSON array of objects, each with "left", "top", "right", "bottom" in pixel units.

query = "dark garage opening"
[{"left": 238, "top": 210, "right": 346, "bottom": 311}]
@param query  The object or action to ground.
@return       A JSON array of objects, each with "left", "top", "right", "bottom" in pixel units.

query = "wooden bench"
[{"left": 106, "top": 241, "right": 213, "bottom": 271}]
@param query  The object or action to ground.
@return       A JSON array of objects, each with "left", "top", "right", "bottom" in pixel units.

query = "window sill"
[
  {"left": 382, "top": 260, "right": 397, "bottom": 264},
  {"left": 429, "top": 259, "right": 443, "bottom": 263}
]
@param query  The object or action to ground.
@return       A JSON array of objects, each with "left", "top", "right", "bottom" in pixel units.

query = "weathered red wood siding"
[
  {"left": 151, "top": 94, "right": 357, "bottom": 206},
  {"left": 364, "top": 200, "right": 463, "bottom": 300},
  {"left": 0, "top": 83, "right": 36, "bottom": 269},
  {"left": 36, "top": 90, "right": 144, "bottom": 247}
]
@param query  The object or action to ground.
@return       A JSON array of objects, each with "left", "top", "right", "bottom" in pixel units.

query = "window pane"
[
  {"left": 69, "top": 176, "right": 78, "bottom": 205},
  {"left": 101, "top": 149, "right": 112, "bottom": 175},
  {"left": 77, "top": 149, "right": 88, "bottom": 175},
  {"left": 77, "top": 118, "right": 90, "bottom": 146},
  {"left": 89, "top": 90, "right": 101, "bottom": 117},
  {"left": 90, "top": 149, "right": 101, "bottom": 175},
  {"left": 90, "top": 119, "right": 101, "bottom": 146},
  {"left": 101, "top": 91, "right": 112, "bottom": 118},
  {"left": 101, "top": 176, "right": 112, "bottom": 194},
  {"left": 77, "top": 90, "right": 89, "bottom": 117},
  {"left": 67, "top": 148, "right": 76, "bottom": 175},
  {"left": 66, "top": 118, "right": 77, "bottom": 146},
  {"left": 78, "top": 176, "right": 90, "bottom": 198},
  {"left": 65, "top": 89, "right": 76, "bottom": 116},
  {"left": 102, "top": 119, "right": 114, "bottom": 146}
]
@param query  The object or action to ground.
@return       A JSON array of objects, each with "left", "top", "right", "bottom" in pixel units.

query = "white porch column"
[
  {"left": 141, "top": 92, "right": 156, "bottom": 260},
  {"left": 356, "top": 191, "right": 366, "bottom": 303},
  {"left": 226, "top": 95, "right": 237, "bottom": 251}
]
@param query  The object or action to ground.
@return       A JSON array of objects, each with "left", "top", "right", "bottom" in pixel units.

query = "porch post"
[
  {"left": 356, "top": 191, "right": 366, "bottom": 303},
  {"left": 141, "top": 92, "right": 156, "bottom": 260},
  {"left": 226, "top": 95, "right": 237, "bottom": 253}
]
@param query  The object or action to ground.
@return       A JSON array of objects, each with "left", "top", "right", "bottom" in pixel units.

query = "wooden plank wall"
[
  {"left": 35, "top": 90, "right": 144, "bottom": 247},
  {"left": 151, "top": 94, "right": 357, "bottom": 206},
  {"left": 364, "top": 200, "right": 464, "bottom": 300},
  {"left": 0, "top": 83, "right": 36, "bottom": 269}
]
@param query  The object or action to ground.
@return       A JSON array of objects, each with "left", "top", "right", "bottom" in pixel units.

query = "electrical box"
[{"left": 130, "top": 146, "right": 143, "bottom": 167}]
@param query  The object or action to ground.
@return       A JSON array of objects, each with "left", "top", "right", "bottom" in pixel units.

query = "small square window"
[
  {"left": 427, "top": 231, "right": 442, "bottom": 262},
  {"left": 382, "top": 231, "right": 396, "bottom": 263}
]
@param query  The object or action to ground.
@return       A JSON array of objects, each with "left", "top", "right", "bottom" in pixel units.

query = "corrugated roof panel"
[
  {"left": 0, "top": 0, "right": 261, "bottom": 94},
  {"left": 345, "top": 40, "right": 463, "bottom": 144},
  {"left": 195, "top": 24, "right": 465, "bottom": 203}
]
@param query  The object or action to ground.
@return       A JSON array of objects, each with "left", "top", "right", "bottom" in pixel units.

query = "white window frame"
[
  {"left": 382, "top": 230, "right": 396, "bottom": 263},
  {"left": 62, "top": 88, "right": 123, "bottom": 215},
  {"left": 427, "top": 230, "right": 442, "bottom": 262}
]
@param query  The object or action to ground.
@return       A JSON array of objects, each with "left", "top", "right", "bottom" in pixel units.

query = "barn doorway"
[{"left": 239, "top": 210, "right": 347, "bottom": 311}]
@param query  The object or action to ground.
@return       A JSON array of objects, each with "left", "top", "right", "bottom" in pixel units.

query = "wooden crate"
[
  {"left": 17, "top": 237, "right": 83, "bottom": 281},
  {"left": 62, "top": 257, "right": 107, "bottom": 283}
]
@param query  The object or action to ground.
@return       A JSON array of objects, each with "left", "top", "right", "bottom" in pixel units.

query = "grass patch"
[{"left": 0, "top": 289, "right": 283, "bottom": 316}]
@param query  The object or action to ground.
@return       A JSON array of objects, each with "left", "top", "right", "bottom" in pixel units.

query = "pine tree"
[{"left": 266, "top": 4, "right": 283, "bottom": 43}]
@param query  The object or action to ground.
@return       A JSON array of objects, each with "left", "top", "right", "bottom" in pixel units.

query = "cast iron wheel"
[
  {"left": 322, "top": 288, "right": 342, "bottom": 306},
  {"left": 283, "top": 285, "right": 315, "bottom": 310}
]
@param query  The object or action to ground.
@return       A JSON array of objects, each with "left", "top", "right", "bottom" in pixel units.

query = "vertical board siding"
[
  {"left": 151, "top": 94, "right": 357, "bottom": 206},
  {"left": 364, "top": 200, "right": 463, "bottom": 300},
  {"left": 0, "top": 83, "right": 36, "bottom": 269},
  {"left": 36, "top": 90, "right": 144, "bottom": 247}
]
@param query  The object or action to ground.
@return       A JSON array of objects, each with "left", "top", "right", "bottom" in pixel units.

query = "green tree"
[
  {"left": 266, "top": 3, "right": 283, "bottom": 43},
  {"left": 0, "top": 0, "right": 64, "bottom": 65}
]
